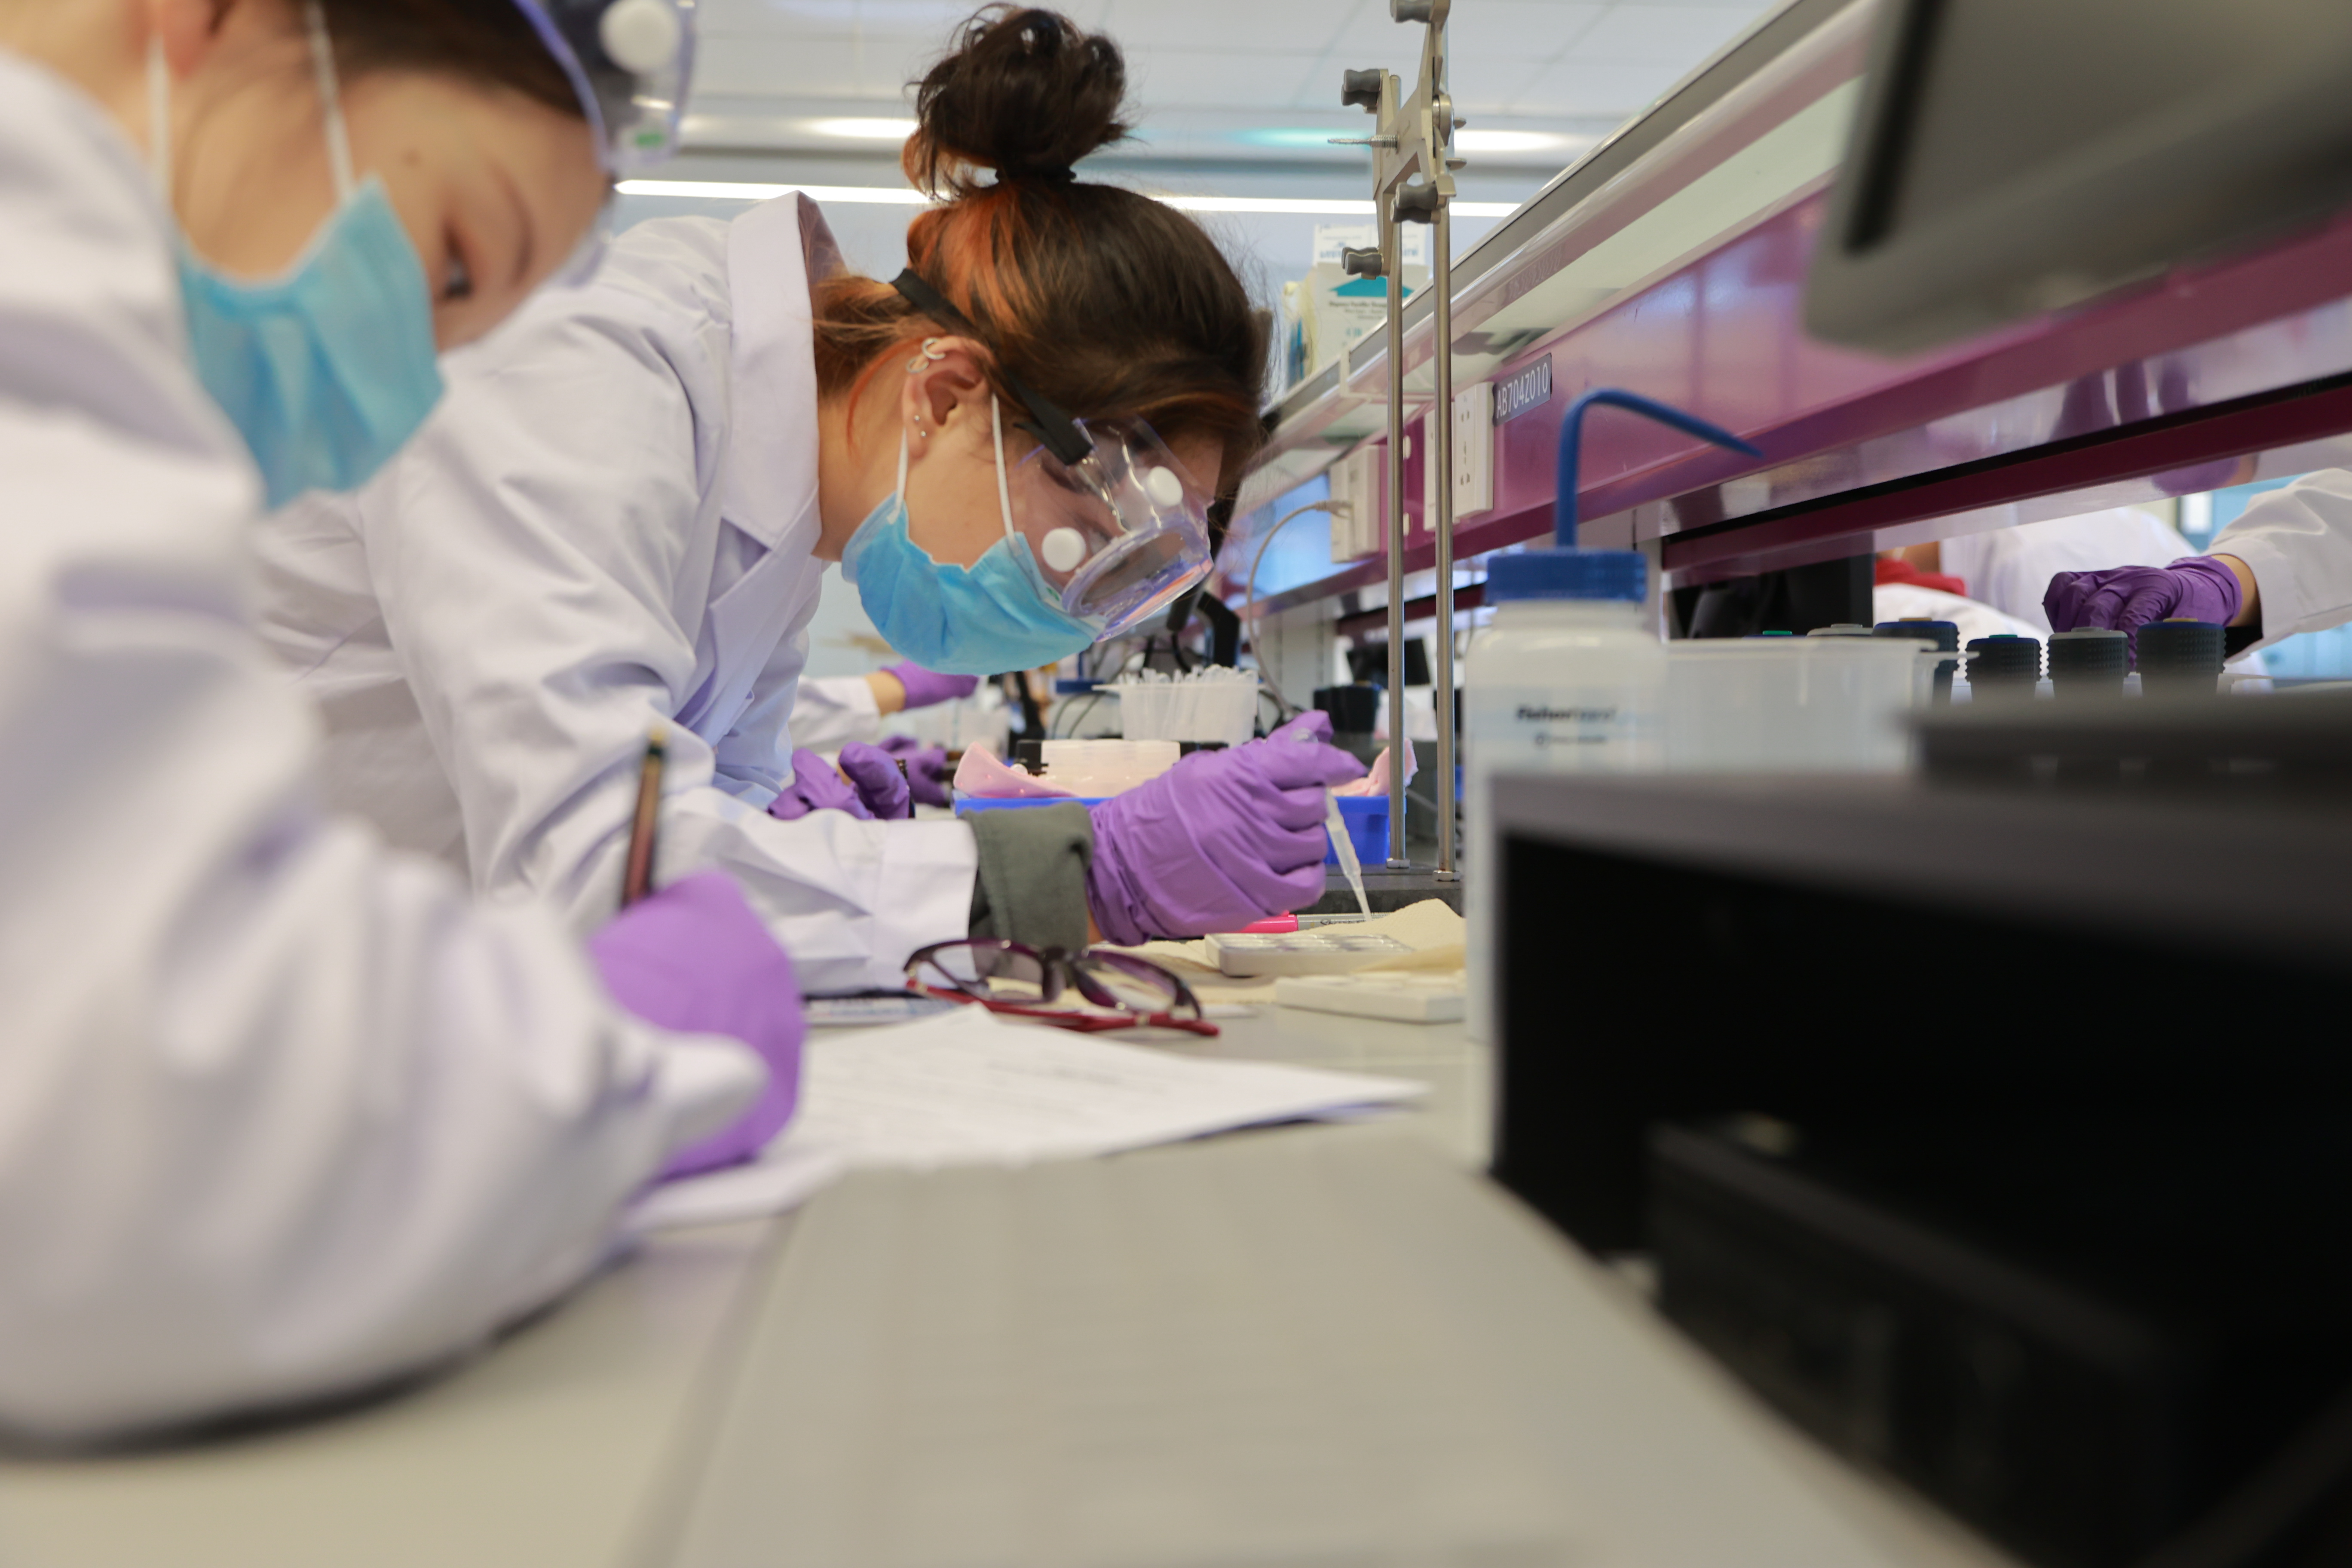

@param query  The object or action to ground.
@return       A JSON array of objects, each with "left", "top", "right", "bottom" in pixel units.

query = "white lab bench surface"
[{"left": 0, "top": 1005, "right": 2018, "bottom": 1568}]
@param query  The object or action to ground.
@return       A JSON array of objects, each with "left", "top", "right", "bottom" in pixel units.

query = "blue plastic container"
[
  {"left": 952, "top": 795, "right": 1109, "bottom": 816},
  {"left": 959, "top": 793, "right": 1400, "bottom": 869},
  {"left": 1329, "top": 794, "right": 1402, "bottom": 866}
]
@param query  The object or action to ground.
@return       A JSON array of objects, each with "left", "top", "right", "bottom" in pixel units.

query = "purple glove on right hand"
[
  {"left": 589, "top": 871, "right": 805, "bottom": 1177},
  {"left": 2044, "top": 556, "right": 2242, "bottom": 645},
  {"left": 1085, "top": 710, "right": 1366, "bottom": 944},
  {"left": 838, "top": 741, "right": 913, "bottom": 820},
  {"left": 886, "top": 662, "right": 981, "bottom": 710},
  {"left": 881, "top": 733, "right": 954, "bottom": 808},
  {"left": 767, "top": 748, "right": 873, "bottom": 821}
]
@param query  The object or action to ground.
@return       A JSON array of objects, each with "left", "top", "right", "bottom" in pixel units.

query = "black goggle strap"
[{"left": 890, "top": 270, "right": 1094, "bottom": 467}]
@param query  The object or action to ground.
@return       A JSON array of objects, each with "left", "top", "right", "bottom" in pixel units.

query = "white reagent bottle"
[{"left": 1464, "top": 549, "right": 1665, "bottom": 1041}]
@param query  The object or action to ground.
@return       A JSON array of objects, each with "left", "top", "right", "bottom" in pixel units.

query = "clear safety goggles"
[
  {"left": 1002, "top": 414, "right": 1216, "bottom": 637},
  {"left": 895, "top": 270, "right": 1218, "bottom": 640},
  {"left": 509, "top": 0, "right": 697, "bottom": 175}
]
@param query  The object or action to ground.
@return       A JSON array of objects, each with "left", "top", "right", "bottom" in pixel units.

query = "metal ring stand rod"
[
  {"left": 1335, "top": 0, "right": 1464, "bottom": 876},
  {"left": 1383, "top": 190, "right": 1409, "bottom": 867}
]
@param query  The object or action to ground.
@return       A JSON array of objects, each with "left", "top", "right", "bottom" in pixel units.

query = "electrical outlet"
[
  {"left": 1325, "top": 453, "right": 1354, "bottom": 561},
  {"left": 1328, "top": 444, "right": 1383, "bottom": 562},
  {"left": 1453, "top": 382, "right": 1494, "bottom": 518}
]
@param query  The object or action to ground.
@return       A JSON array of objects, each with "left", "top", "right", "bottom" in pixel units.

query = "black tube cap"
[
  {"left": 1964, "top": 634, "right": 2043, "bottom": 695},
  {"left": 2047, "top": 627, "right": 2128, "bottom": 696},
  {"left": 2137, "top": 619, "right": 2225, "bottom": 694},
  {"left": 1874, "top": 619, "right": 1958, "bottom": 652}
]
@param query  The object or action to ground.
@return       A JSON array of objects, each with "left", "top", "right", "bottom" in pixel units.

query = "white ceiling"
[{"left": 685, "top": 0, "right": 1779, "bottom": 173}]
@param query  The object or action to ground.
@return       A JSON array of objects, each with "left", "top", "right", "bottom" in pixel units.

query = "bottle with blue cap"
[{"left": 1462, "top": 389, "right": 1761, "bottom": 1041}]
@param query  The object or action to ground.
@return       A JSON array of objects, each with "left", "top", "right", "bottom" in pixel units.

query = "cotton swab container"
[{"left": 1113, "top": 669, "right": 1260, "bottom": 747}]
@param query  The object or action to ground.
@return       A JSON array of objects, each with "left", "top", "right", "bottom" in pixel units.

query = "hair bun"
[{"left": 905, "top": 7, "right": 1131, "bottom": 197}]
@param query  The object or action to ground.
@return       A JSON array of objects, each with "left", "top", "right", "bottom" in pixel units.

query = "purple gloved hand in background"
[
  {"left": 838, "top": 741, "right": 913, "bottom": 820},
  {"left": 767, "top": 748, "right": 873, "bottom": 821},
  {"left": 589, "top": 871, "right": 805, "bottom": 1177},
  {"left": 881, "top": 733, "right": 954, "bottom": 808},
  {"left": 1086, "top": 709, "right": 1366, "bottom": 944},
  {"left": 2044, "top": 557, "right": 2242, "bottom": 651},
  {"left": 886, "top": 662, "right": 981, "bottom": 711}
]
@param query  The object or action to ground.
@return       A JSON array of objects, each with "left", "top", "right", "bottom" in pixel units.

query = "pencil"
[{"left": 621, "top": 728, "right": 666, "bottom": 909}]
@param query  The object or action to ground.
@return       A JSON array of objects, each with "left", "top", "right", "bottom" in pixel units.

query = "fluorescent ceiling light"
[
  {"left": 618, "top": 181, "right": 1518, "bottom": 219},
  {"left": 618, "top": 180, "right": 928, "bottom": 204},
  {"left": 1453, "top": 129, "right": 1569, "bottom": 154},
  {"left": 1163, "top": 195, "right": 1521, "bottom": 217},
  {"left": 1160, "top": 195, "right": 1376, "bottom": 215},
  {"left": 807, "top": 116, "right": 918, "bottom": 140},
  {"left": 1234, "top": 128, "right": 1352, "bottom": 149}
]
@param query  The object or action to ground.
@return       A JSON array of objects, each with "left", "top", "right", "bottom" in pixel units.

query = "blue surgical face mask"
[
  {"left": 842, "top": 400, "right": 1100, "bottom": 676},
  {"left": 150, "top": 9, "right": 445, "bottom": 508}
]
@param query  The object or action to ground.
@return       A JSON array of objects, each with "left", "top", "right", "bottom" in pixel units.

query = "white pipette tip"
[{"left": 1325, "top": 787, "right": 1371, "bottom": 920}]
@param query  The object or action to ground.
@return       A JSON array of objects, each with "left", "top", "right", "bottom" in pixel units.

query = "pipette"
[
  {"left": 1326, "top": 788, "right": 1371, "bottom": 920},
  {"left": 1277, "top": 716, "right": 1373, "bottom": 920}
]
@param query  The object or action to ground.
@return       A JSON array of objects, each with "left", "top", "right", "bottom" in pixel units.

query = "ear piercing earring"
[{"left": 909, "top": 339, "right": 948, "bottom": 437}]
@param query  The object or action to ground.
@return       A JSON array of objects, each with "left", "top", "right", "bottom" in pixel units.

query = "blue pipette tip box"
[
  {"left": 952, "top": 795, "right": 1110, "bottom": 815},
  {"left": 1329, "top": 795, "right": 1403, "bottom": 867},
  {"left": 956, "top": 793, "right": 1398, "bottom": 867}
]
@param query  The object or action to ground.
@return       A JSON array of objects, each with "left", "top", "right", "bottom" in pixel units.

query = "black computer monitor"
[{"left": 1806, "top": 0, "right": 2352, "bottom": 355}]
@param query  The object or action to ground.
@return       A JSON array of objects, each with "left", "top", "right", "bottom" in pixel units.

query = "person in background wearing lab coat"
[
  {"left": 1871, "top": 550, "right": 2040, "bottom": 647},
  {"left": 1912, "top": 507, "right": 2203, "bottom": 634},
  {"left": 254, "top": 5, "right": 1363, "bottom": 993},
  {"left": 2043, "top": 472, "right": 2352, "bottom": 657},
  {"left": 1888, "top": 503, "right": 2269, "bottom": 672},
  {"left": 0, "top": 0, "right": 805, "bottom": 1444}
]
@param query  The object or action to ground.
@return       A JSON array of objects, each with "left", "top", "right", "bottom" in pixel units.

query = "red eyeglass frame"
[{"left": 903, "top": 939, "right": 1221, "bottom": 1038}]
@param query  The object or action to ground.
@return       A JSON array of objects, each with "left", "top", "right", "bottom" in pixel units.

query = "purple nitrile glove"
[
  {"left": 589, "top": 870, "right": 805, "bottom": 1177},
  {"left": 838, "top": 741, "right": 913, "bottom": 820},
  {"left": 881, "top": 733, "right": 953, "bottom": 808},
  {"left": 886, "top": 662, "right": 981, "bottom": 710},
  {"left": 2044, "top": 556, "right": 2242, "bottom": 655},
  {"left": 1085, "top": 709, "right": 1367, "bottom": 944},
  {"left": 767, "top": 748, "right": 873, "bottom": 822}
]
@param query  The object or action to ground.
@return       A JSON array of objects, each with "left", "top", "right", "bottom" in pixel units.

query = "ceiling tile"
[
  {"left": 858, "top": 0, "right": 1029, "bottom": 34},
  {"left": 1501, "top": 56, "right": 1686, "bottom": 116},
  {"left": 1569, "top": 3, "right": 1765, "bottom": 61},
  {"left": 1126, "top": 48, "right": 1326, "bottom": 111},
  {"left": 1444, "top": 57, "right": 1570, "bottom": 119},
  {"left": 1322, "top": 0, "right": 1431, "bottom": 56},
  {"left": 681, "top": 0, "right": 1758, "bottom": 160},
  {"left": 848, "top": 28, "right": 960, "bottom": 86},
  {"left": 1102, "top": 0, "right": 1341, "bottom": 55},
  {"left": 1336, "top": 0, "right": 1608, "bottom": 61},
  {"left": 696, "top": 0, "right": 844, "bottom": 29},
  {"left": 695, "top": 36, "right": 887, "bottom": 98}
]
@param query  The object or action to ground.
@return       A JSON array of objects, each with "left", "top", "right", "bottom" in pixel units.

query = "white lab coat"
[
  {"left": 0, "top": 52, "right": 761, "bottom": 1442},
  {"left": 1940, "top": 506, "right": 2199, "bottom": 634},
  {"left": 2209, "top": 471, "right": 2352, "bottom": 650},
  {"left": 252, "top": 199, "right": 976, "bottom": 995},
  {"left": 793, "top": 672, "right": 885, "bottom": 753},
  {"left": 1870, "top": 582, "right": 2040, "bottom": 646}
]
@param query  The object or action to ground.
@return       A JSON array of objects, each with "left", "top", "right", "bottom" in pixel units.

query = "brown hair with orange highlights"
[{"left": 811, "top": 6, "right": 1268, "bottom": 497}]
